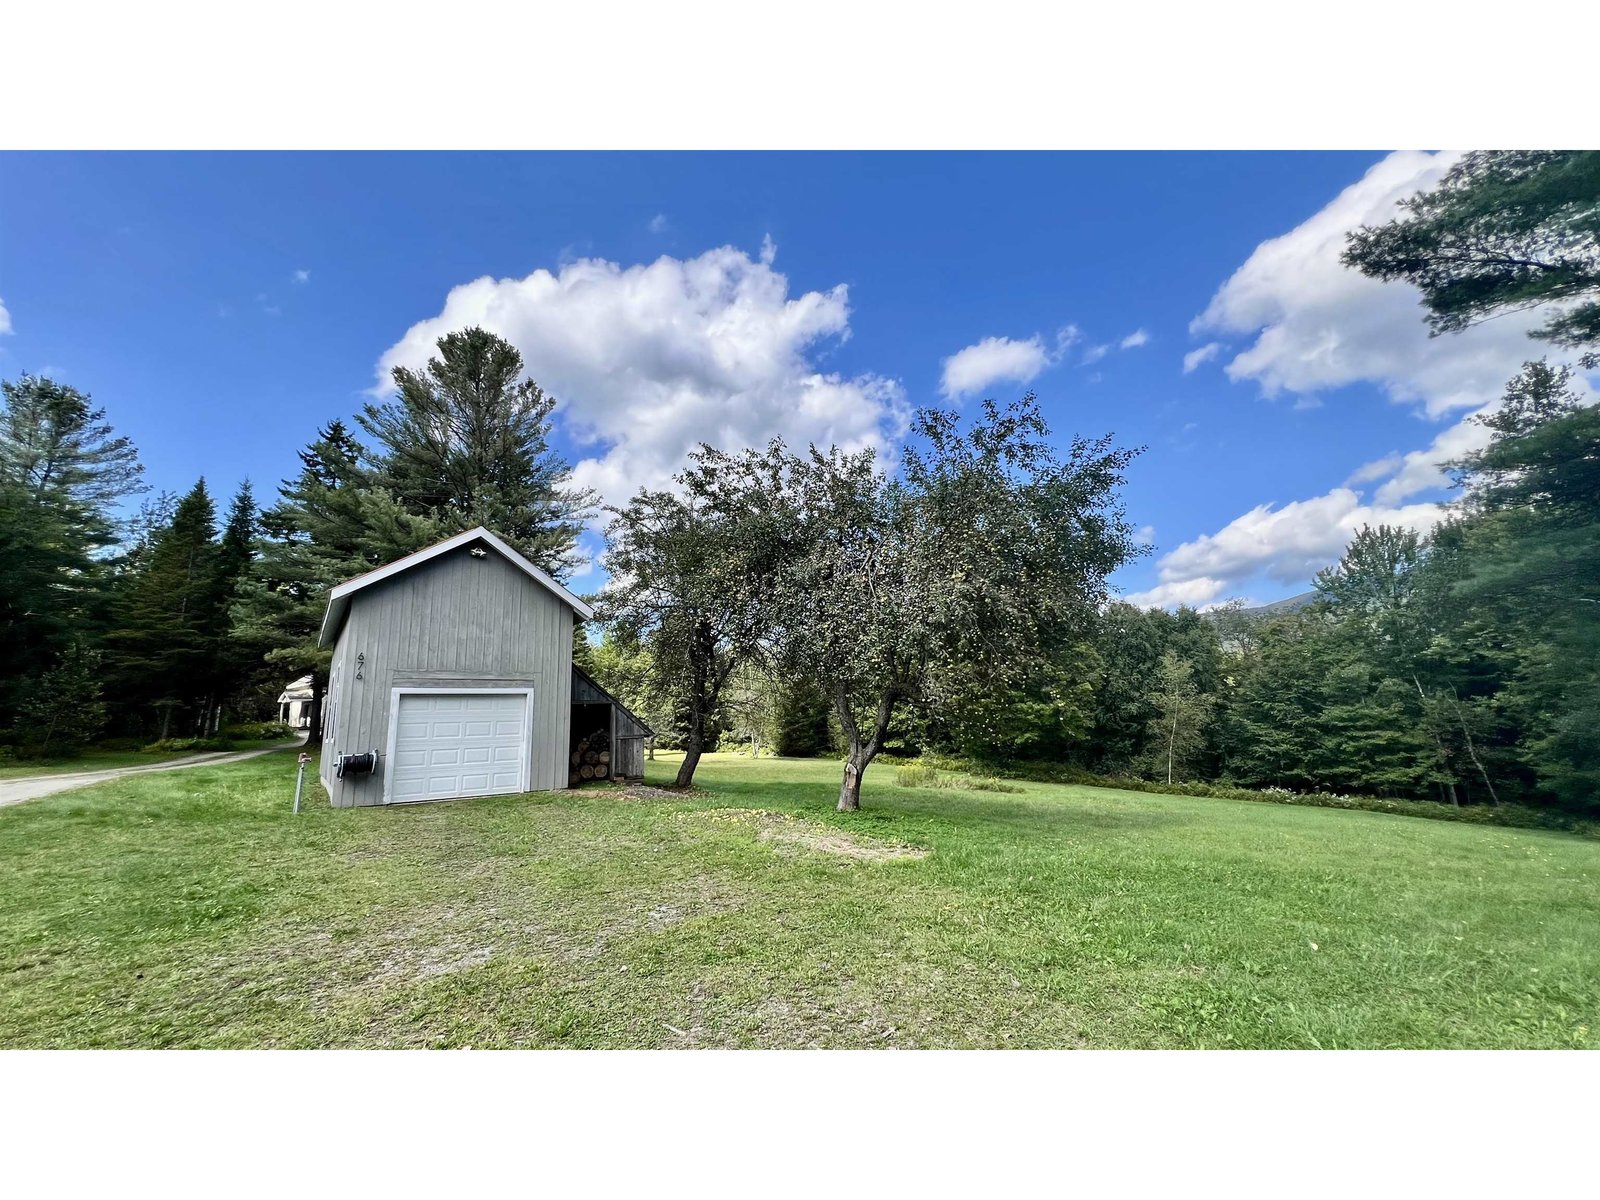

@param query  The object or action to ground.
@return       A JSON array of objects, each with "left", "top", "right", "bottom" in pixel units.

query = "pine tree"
[
  {"left": 103, "top": 479, "right": 220, "bottom": 738},
  {"left": 231, "top": 421, "right": 434, "bottom": 745},
  {"left": 203, "top": 481, "right": 258, "bottom": 725},
  {"left": 360, "top": 326, "right": 594, "bottom": 574},
  {"left": 0, "top": 375, "right": 144, "bottom": 732}
]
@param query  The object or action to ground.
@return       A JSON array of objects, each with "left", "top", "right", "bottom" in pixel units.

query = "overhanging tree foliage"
[{"left": 1342, "top": 150, "right": 1600, "bottom": 351}]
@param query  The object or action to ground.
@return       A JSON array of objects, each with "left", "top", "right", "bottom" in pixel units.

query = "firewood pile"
[{"left": 569, "top": 729, "right": 612, "bottom": 787}]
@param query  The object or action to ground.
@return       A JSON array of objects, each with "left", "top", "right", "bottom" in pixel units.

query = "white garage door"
[{"left": 389, "top": 691, "right": 530, "bottom": 803}]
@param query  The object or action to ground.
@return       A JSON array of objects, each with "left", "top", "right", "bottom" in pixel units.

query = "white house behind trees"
[{"left": 315, "top": 526, "right": 625, "bottom": 808}]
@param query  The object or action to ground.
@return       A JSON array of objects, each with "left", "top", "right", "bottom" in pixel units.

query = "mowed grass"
[{"left": 1, "top": 750, "right": 1596, "bottom": 1048}]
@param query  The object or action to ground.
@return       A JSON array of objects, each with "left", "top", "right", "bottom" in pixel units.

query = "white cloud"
[
  {"left": 292, "top": 269, "right": 311, "bottom": 284},
  {"left": 1146, "top": 150, "right": 1597, "bottom": 610},
  {"left": 1082, "top": 342, "right": 1111, "bottom": 365},
  {"left": 1134, "top": 524, "right": 1156, "bottom": 546},
  {"left": 1131, "top": 488, "right": 1445, "bottom": 609},
  {"left": 373, "top": 243, "right": 909, "bottom": 512},
  {"left": 648, "top": 214, "right": 669, "bottom": 234},
  {"left": 1119, "top": 328, "right": 1150, "bottom": 350},
  {"left": 1123, "top": 576, "right": 1230, "bottom": 610},
  {"left": 940, "top": 335, "right": 1053, "bottom": 399},
  {"left": 1372, "top": 408, "right": 1496, "bottom": 504},
  {"left": 1344, "top": 453, "right": 1402, "bottom": 487},
  {"left": 1193, "top": 150, "right": 1585, "bottom": 419},
  {"left": 0, "top": 295, "right": 11, "bottom": 335},
  {"left": 1183, "top": 342, "right": 1222, "bottom": 373}
]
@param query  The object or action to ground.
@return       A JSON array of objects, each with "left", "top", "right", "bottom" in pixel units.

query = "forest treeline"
[{"left": 1, "top": 151, "right": 1594, "bottom": 814}]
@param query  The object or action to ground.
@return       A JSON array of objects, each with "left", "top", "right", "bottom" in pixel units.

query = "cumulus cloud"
[
  {"left": 0, "top": 295, "right": 11, "bottom": 335},
  {"left": 1127, "top": 488, "right": 1444, "bottom": 609},
  {"left": 1372, "top": 409, "right": 1496, "bottom": 504},
  {"left": 373, "top": 243, "right": 909, "bottom": 511},
  {"left": 1141, "top": 150, "right": 1597, "bottom": 610},
  {"left": 1120, "top": 328, "right": 1150, "bottom": 350},
  {"left": 1193, "top": 150, "right": 1584, "bottom": 419},
  {"left": 1123, "top": 576, "right": 1231, "bottom": 610},
  {"left": 1183, "top": 342, "right": 1221, "bottom": 373},
  {"left": 292, "top": 269, "right": 311, "bottom": 284},
  {"left": 940, "top": 336, "right": 1053, "bottom": 399},
  {"left": 1344, "top": 453, "right": 1403, "bottom": 487},
  {"left": 648, "top": 214, "right": 669, "bottom": 234}
]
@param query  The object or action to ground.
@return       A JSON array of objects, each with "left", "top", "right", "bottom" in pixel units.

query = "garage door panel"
[{"left": 390, "top": 691, "right": 530, "bottom": 803}]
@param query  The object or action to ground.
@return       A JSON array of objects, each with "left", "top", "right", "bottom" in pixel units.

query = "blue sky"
[{"left": 2, "top": 151, "right": 1578, "bottom": 606}]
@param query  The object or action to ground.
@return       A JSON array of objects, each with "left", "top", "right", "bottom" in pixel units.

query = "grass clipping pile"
[{"left": 681, "top": 807, "right": 930, "bottom": 863}]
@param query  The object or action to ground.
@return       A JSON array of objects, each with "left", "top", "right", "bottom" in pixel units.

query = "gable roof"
[{"left": 318, "top": 526, "right": 595, "bottom": 646}]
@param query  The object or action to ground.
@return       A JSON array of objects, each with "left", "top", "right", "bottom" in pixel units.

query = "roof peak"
[{"left": 318, "top": 526, "right": 594, "bottom": 647}]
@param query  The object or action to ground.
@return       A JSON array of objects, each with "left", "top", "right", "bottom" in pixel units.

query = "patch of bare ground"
[
  {"left": 678, "top": 808, "right": 930, "bottom": 862},
  {"left": 607, "top": 782, "right": 707, "bottom": 802}
]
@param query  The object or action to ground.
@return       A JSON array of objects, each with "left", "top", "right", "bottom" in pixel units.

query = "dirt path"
[{"left": 0, "top": 740, "right": 307, "bottom": 809}]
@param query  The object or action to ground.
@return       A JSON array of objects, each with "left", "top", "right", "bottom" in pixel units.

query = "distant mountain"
[
  {"left": 1201, "top": 591, "right": 1319, "bottom": 623},
  {"left": 1239, "top": 591, "right": 1318, "bottom": 616}
]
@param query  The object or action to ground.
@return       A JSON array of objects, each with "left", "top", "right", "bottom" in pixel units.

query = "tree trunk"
[
  {"left": 675, "top": 742, "right": 702, "bottom": 788},
  {"left": 834, "top": 682, "right": 896, "bottom": 812},
  {"left": 838, "top": 745, "right": 874, "bottom": 812},
  {"left": 1449, "top": 690, "right": 1500, "bottom": 806}
]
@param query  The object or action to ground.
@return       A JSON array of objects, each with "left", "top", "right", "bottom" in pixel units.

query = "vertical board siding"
[{"left": 322, "top": 546, "right": 577, "bottom": 807}]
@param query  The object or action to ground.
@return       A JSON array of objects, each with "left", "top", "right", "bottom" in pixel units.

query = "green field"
[{"left": 0, "top": 751, "right": 1595, "bottom": 1048}]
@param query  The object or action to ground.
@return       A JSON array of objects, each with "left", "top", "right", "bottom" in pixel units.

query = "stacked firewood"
[{"left": 568, "top": 729, "right": 612, "bottom": 787}]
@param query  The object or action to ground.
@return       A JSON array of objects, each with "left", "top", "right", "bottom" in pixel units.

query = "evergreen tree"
[
  {"left": 1444, "top": 363, "right": 1600, "bottom": 808},
  {"left": 771, "top": 677, "right": 834, "bottom": 757},
  {"left": 13, "top": 642, "right": 106, "bottom": 759},
  {"left": 0, "top": 375, "right": 144, "bottom": 731},
  {"left": 103, "top": 480, "right": 220, "bottom": 738},
  {"left": 1343, "top": 151, "right": 1600, "bottom": 351},
  {"left": 203, "top": 481, "right": 259, "bottom": 724},
  {"left": 360, "top": 327, "right": 594, "bottom": 574}
]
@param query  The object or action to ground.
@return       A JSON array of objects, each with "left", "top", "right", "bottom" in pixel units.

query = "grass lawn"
[
  {"left": 0, "top": 739, "right": 295, "bottom": 781},
  {"left": 1, "top": 750, "right": 1595, "bottom": 1048}
]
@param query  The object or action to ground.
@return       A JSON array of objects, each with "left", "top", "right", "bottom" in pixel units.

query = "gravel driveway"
[{"left": 0, "top": 740, "right": 306, "bottom": 808}]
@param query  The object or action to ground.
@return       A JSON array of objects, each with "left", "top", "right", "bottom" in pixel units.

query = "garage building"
[{"left": 316, "top": 526, "right": 596, "bottom": 807}]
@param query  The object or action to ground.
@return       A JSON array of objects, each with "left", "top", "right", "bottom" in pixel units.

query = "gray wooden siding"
[
  {"left": 614, "top": 736, "right": 645, "bottom": 779},
  {"left": 319, "top": 545, "right": 575, "bottom": 807}
]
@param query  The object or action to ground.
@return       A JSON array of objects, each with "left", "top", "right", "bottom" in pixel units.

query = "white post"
[{"left": 293, "top": 751, "right": 309, "bottom": 814}]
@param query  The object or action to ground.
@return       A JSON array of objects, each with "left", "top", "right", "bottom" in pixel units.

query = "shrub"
[
  {"left": 142, "top": 737, "right": 234, "bottom": 754},
  {"left": 95, "top": 737, "right": 146, "bottom": 752},
  {"left": 893, "top": 760, "right": 1023, "bottom": 794},
  {"left": 220, "top": 721, "right": 297, "bottom": 742},
  {"left": 895, "top": 762, "right": 942, "bottom": 789}
]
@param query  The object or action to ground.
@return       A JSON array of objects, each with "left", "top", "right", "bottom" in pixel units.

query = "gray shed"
[{"left": 316, "top": 526, "right": 595, "bottom": 807}]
